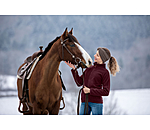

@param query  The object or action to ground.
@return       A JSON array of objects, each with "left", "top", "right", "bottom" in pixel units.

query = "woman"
[{"left": 65, "top": 47, "right": 120, "bottom": 115}]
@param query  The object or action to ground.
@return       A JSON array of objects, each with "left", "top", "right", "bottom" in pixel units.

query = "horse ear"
[
  {"left": 69, "top": 28, "right": 73, "bottom": 35},
  {"left": 62, "top": 28, "right": 69, "bottom": 38}
]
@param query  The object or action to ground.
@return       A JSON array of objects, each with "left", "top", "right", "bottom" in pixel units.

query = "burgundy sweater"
[{"left": 71, "top": 62, "right": 110, "bottom": 103}]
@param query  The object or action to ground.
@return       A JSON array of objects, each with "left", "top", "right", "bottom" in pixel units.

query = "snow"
[
  {"left": 1, "top": 89, "right": 150, "bottom": 115},
  {"left": 0, "top": 75, "right": 17, "bottom": 90},
  {"left": 0, "top": 75, "right": 150, "bottom": 115},
  {"left": 0, "top": 89, "right": 150, "bottom": 115},
  {"left": 108, "top": 89, "right": 150, "bottom": 115},
  {"left": 0, "top": 97, "right": 21, "bottom": 115}
]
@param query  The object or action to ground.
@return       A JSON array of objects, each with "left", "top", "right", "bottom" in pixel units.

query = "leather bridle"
[
  {"left": 60, "top": 37, "right": 89, "bottom": 115},
  {"left": 60, "top": 37, "right": 87, "bottom": 68}
]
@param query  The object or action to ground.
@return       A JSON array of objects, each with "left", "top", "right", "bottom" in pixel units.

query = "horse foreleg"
[
  {"left": 49, "top": 100, "right": 61, "bottom": 115},
  {"left": 32, "top": 100, "right": 49, "bottom": 115},
  {"left": 32, "top": 101, "right": 42, "bottom": 114}
]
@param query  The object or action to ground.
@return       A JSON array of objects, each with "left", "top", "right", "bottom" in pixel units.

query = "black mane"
[
  {"left": 39, "top": 36, "right": 60, "bottom": 60},
  {"left": 39, "top": 34, "right": 78, "bottom": 61}
]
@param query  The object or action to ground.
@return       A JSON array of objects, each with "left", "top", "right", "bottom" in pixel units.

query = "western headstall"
[
  {"left": 60, "top": 37, "right": 87, "bottom": 68},
  {"left": 60, "top": 37, "right": 89, "bottom": 115}
]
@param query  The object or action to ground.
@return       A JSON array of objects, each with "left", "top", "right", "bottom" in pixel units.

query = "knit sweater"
[{"left": 71, "top": 62, "right": 110, "bottom": 103}]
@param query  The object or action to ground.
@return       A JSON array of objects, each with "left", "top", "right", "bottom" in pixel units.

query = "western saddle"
[
  {"left": 17, "top": 46, "right": 44, "bottom": 113},
  {"left": 17, "top": 46, "right": 66, "bottom": 113},
  {"left": 24, "top": 46, "right": 43, "bottom": 63},
  {"left": 17, "top": 46, "right": 43, "bottom": 78}
]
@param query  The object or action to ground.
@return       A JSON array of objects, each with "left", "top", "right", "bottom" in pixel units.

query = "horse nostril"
[{"left": 88, "top": 60, "right": 91, "bottom": 65}]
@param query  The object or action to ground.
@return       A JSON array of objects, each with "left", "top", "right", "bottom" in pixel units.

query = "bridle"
[
  {"left": 60, "top": 37, "right": 89, "bottom": 115},
  {"left": 60, "top": 37, "right": 87, "bottom": 68}
]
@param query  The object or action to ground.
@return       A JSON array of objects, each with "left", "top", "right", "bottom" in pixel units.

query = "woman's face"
[{"left": 94, "top": 51, "right": 103, "bottom": 64}]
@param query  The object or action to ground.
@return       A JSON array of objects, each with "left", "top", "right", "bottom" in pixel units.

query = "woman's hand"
[
  {"left": 65, "top": 61, "right": 76, "bottom": 70},
  {"left": 83, "top": 86, "right": 90, "bottom": 94}
]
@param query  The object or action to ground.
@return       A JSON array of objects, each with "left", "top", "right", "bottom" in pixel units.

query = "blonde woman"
[{"left": 65, "top": 47, "right": 120, "bottom": 115}]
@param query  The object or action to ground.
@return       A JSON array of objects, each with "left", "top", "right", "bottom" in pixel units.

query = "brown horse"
[{"left": 17, "top": 28, "right": 93, "bottom": 115}]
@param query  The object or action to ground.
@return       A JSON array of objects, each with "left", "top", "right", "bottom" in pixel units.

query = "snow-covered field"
[
  {"left": 0, "top": 89, "right": 150, "bottom": 115},
  {"left": 0, "top": 75, "right": 150, "bottom": 115},
  {"left": 0, "top": 75, "right": 17, "bottom": 91},
  {"left": 0, "top": 97, "right": 22, "bottom": 115},
  {"left": 103, "top": 89, "right": 150, "bottom": 115}
]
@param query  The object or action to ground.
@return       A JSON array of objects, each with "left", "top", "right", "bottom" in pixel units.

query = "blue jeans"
[{"left": 79, "top": 102, "right": 103, "bottom": 115}]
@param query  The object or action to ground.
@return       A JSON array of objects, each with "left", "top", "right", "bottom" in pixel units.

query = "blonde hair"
[{"left": 107, "top": 56, "right": 120, "bottom": 76}]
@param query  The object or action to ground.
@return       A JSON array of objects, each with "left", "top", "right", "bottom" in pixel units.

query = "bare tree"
[{"left": 104, "top": 91, "right": 127, "bottom": 115}]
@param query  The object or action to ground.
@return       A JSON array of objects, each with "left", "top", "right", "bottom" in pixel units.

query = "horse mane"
[
  {"left": 39, "top": 34, "right": 78, "bottom": 61},
  {"left": 39, "top": 36, "right": 61, "bottom": 60}
]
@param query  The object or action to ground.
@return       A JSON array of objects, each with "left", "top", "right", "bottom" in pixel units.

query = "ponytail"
[
  {"left": 107, "top": 56, "right": 120, "bottom": 76},
  {"left": 97, "top": 47, "right": 120, "bottom": 76}
]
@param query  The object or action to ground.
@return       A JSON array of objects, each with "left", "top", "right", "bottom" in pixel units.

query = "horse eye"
[{"left": 69, "top": 44, "right": 75, "bottom": 47}]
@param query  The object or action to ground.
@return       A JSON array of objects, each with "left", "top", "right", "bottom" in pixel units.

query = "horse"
[{"left": 17, "top": 28, "right": 93, "bottom": 115}]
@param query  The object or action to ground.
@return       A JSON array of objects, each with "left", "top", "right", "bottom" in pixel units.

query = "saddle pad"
[{"left": 17, "top": 55, "right": 41, "bottom": 80}]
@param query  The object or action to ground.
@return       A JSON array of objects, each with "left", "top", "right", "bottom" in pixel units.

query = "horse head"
[{"left": 59, "top": 28, "right": 93, "bottom": 68}]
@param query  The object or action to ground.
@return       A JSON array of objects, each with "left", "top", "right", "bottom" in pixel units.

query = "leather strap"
[
  {"left": 77, "top": 68, "right": 89, "bottom": 115},
  {"left": 77, "top": 88, "right": 83, "bottom": 115},
  {"left": 84, "top": 94, "right": 89, "bottom": 115}
]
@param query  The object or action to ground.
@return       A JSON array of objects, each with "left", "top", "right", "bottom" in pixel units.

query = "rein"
[
  {"left": 60, "top": 37, "right": 89, "bottom": 115},
  {"left": 76, "top": 68, "right": 89, "bottom": 115}
]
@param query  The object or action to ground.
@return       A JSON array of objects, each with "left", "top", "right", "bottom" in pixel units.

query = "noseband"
[{"left": 60, "top": 37, "right": 86, "bottom": 68}]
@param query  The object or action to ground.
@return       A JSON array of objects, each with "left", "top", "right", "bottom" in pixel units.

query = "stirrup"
[
  {"left": 60, "top": 97, "right": 65, "bottom": 110},
  {"left": 18, "top": 99, "right": 30, "bottom": 113}
]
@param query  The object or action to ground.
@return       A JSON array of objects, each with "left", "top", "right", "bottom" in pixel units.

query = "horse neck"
[{"left": 41, "top": 41, "right": 61, "bottom": 79}]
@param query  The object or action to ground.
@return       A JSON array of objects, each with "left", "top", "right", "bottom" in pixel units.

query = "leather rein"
[{"left": 60, "top": 37, "right": 89, "bottom": 115}]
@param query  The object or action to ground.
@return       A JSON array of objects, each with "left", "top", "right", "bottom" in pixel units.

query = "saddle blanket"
[{"left": 17, "top": 55, "right": 41, "bottom": 80}]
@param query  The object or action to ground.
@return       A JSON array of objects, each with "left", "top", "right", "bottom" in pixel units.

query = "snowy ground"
[
  {"left": 0, "top": 89, "right": 150, "bottom": 115},
  {"left": 0, "top": 75, "right": 150, "bottom": 115},
  {"left": 0, "top": 96, "right": 22, "bottom": 115},
  {"left": 103, "top": 89, "right": 150, "bottom": 115},
  {"left": 115, "top": 89, "right": 150, "bottom": 115}
]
